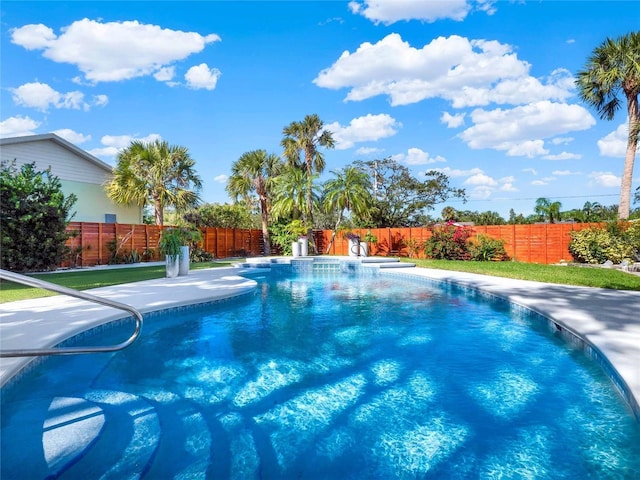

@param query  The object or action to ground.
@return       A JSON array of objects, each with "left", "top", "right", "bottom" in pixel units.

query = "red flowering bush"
[{"left": 423, "top": 221, "right": 473, "bottom": 260}]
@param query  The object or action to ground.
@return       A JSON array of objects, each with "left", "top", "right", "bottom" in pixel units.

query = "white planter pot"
[
  {"left": 165, "top": 255, "right": 179, "bottom": 278},
  {"left": 298, "top": 237, "right": 308, "bottom": 256},
  {"left": 348, "top": 239, "right": 359, "bottom": 257},
  {"left": 360, "top": 241, "right": 368, "bottom": 257},
  {"left": 292, "top": 241, "right": 301, "bottom": 257},
  {"left": 178, "top": 246, "right": 190, "bottom": 276}
]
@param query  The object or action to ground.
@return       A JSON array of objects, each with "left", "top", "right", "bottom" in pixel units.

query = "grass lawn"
[
  {"left": 0, "top": 261, "right": 234, "bottom": 303},
  {"left": 407, "top": 259, "right": 640, "bottom": 291}
]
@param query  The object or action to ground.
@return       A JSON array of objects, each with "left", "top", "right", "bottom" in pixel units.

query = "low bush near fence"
[
  {"left": 468, "top": 235, "right": 510, "bottom": 262},
  {"left": 569, "top": 222, "right": 640, "bottom": 264},
  {"left": 423, "top": 222, "right": 473, "bottom": 260},
  {"left": 421, "top": 223, "right": 510, "bottom": 262}
]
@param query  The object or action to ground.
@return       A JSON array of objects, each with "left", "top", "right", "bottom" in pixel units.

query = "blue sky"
[{"left": 1, "top": 1, "right": 637, "bottom": 218}]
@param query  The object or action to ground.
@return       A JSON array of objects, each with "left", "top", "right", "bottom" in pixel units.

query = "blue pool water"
[{"left": 2, "top": 270, "right": 640, "bottom": 479}]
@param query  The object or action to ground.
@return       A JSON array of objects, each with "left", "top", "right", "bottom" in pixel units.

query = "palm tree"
[
  {"left": 576, "top": 32, "right": 640, "bottom": 220},
  {"left": 441, "top": 206, "right": 458, "bottom": 222},
  {"left": 323, "top": 167, "right": 372, "bottom": 253},
  {"left": 534, "top": 197, "right": 562, "bottom": 223},
  {"left": 105, "top": 139, "right": 202, "bottom": 225},
  {"left": 582, "top": 201, "right": 603, "bottom": 222},
  {"left": 270, "top": 166, "right": 319, "bottom": 223},
  {"left": 282, "top": 114, "right": 335, "bottom": 252},
  {"left": 226, "top": 150, "right": 283, "bottom": 255}
]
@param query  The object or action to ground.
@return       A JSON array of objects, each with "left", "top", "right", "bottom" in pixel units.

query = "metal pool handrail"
[{"left": 0, "top": 268, "right": 143, "bottom": 357}]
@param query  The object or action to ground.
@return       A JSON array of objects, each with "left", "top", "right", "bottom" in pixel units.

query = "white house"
[{"left": 0, "top": 133, "right": 142, "bottom": 224}]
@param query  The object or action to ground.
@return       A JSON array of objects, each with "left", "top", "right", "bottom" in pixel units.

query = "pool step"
[{"left": 57, "top": 390, "right": 161, "bottom": 479}]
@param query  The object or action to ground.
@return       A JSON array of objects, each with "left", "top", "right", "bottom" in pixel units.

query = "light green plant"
[
  {"left": 468, "top": 235, "right": 510, "bottom": 262},
  {"left": 569, "top": 225, "right": 636, "bottom": 264}
]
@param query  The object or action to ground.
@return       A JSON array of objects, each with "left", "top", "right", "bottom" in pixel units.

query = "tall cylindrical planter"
[
  {"left": 165, "top": 255, "right": 179, "bottom": 278},
  {"left": 178, "top": 246, "right": 190, "bottom": 276},
  {"left": 348, "top": 239, "right": 359, "bottom": 257},
  {"left": 299, "top": 237, "right": 308, "bottom": 256},
  {"left": 360, "top": 242, "right": 368, "bottom": 257},
  {"left": 292, "top": 241, "right": 301, "bottom": 257}
]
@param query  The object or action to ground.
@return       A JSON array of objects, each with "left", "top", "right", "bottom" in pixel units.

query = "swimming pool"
[{"left": 2, "top": 270, "right": 639, "bottom": 478}]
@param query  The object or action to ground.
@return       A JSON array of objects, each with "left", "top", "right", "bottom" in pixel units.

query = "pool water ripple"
[{"left": 1, "top": 271, "right": 639, "bottom": 479}]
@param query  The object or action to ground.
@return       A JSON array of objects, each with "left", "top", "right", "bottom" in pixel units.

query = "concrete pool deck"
[{"left": 1, "top": 260, "right": 639, "bottom": 419}]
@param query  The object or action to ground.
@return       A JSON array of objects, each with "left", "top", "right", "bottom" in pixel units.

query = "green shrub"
[
  {"left": 469, "top": 235, "right": 510, "bottom": 261},
  {"left": 1, "top": 161, "right": 77, "bottom": 272},
  {"left": 190, "top": 247, "right": 215, "bottom": 262},
  {"left": 569, "top": 225, "right": 636, "bottom": 264},
  {"left": 423, "top": 222, "right": 473, "bottom": 260},
  {"left": 269, "top": 220, "right": 308, "bottom": 255}
]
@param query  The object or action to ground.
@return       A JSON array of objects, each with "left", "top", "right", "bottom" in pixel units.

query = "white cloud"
[
  {"left": 597, "top": 123, "right": 629, "bottom": 157},
  {"left": 464, "top": 172, "right": 497, "bottom": 186},
  {"left": 522, "top": 168, "right": 537, "bottom": 175},
  {"left": 52, "top": 129, "right": 90, "bottom": 144},
  {"left": 531, "top": 180, "right": 548, "bottom": 186},
  {"left": 392, "top": 147, "right": 446, "bottom": 165},
  {"left": 552, "top": 170, "right": 581, "bottom": 176},
  {"left": 551, "top": 136, "right": 573, "bottom": 145},
  {"left": 589, "top": 171, "right": 621, "bottom": 188},
  {"left": 433, "top": 166, "right": 483, "bottom": 177},
  {"left": 459, "top": 101, "right": 595, "bottom": 156},
  {"left": 154, "top": 66, "right": 176, "bottom": 82},
  {"left": 88, "top": 133, "right": 162, "bottom": 158},
  {"left": 325, "top": 113, "right": 401, "bottom": 150},
  {"left": 93, "top": 94, "right": 109, "bottom": 107},
  {"left": 10, "top": 81, "right": 107, "bottom": 111},
  {"left": 355, "top": 146, "right": 383, "bottom": 155},
  {"left": 214, "top": 174, "right": 229, "bottom": 183},
  {"left": 469, "top": 186, "right": 494, "bottom": 200},
  {"left": 314, "top": 34, "right": 574, "bottom": 108},
  {"left": 11, "top": 19, "right": 221, "bottom": 83},
  {"left": 441, "top": 111, "right": 465, "bottom": 128},
  {"left": 348, "top": 0, "right": 495, "bottom": 24},
  {"left": 185, "top": 63, "right": 221, "bottom": 90},
  {"left": 500, "top": 182, "right": 517, "bottom": 192},
  {"left": 0, "top": 115, "right": 41, "bottom": 137},
  {"left": 542, "top": 151, "right": 581, "bottom": 160}
]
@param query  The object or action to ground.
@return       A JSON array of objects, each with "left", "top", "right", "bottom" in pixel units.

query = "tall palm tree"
[
  {"left": 323, "top": 167, "right": 372, "bottom": 253},
  {"left": 576, "top": 31, "right": 640, "bottom": 220},
  {"left": 226, "top": 150, "right": 283, "bottom": 255},
  {"left": 534, "top": 197, "right": 563, "bottom": 223},
  {"left": 105, "top": 139, "right": 202, "bottom": 225},
  {"left": 270, "top": 166, "right": 318, "bottom": 222},
  {"left": 282, "top": 114, "right": 335, "bottom": 252}
]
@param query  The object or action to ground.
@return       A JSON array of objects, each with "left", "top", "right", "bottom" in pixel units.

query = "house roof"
[{"left": 0, "top": 133, "right": 114, "bottom": 173}]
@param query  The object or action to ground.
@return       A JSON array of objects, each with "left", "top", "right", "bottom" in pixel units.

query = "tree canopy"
[
  {"left": 227, "top": 149, "right": 283, "bottom": 255},
  {"left": 282, "top": 114, "right": 335, "bottom": 252},
  {"left": 576, "top": 31, "right": 640, "bottom": 219},
  {"left": 105, "top": 139, "right": 202, "bottom": 225},
  {"left": 352, "top": 158, "right": 466, "bottom": 227}
]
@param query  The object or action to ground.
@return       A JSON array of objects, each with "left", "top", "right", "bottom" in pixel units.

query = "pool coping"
[{"left": 1, "top": 261, "right": 639, "bottom": 420}]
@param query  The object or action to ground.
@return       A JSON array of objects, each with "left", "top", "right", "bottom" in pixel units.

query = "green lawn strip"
[
  {"left": 406, "top": 259, "right": 640, "bottom": 291},
  {"left": 0, "top": 261, "right": 234, "bottom": 303}
]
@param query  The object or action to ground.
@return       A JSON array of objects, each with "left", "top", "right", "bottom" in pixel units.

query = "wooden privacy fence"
[
  {"left": 64, "top": 222, "right": 264, "bottom": 267},
  {"left": 317, "top": 223, "right": 602, "bottom": 264},
  {"left": 65, "top": 221, "right": 604, "bottom": 267}
]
